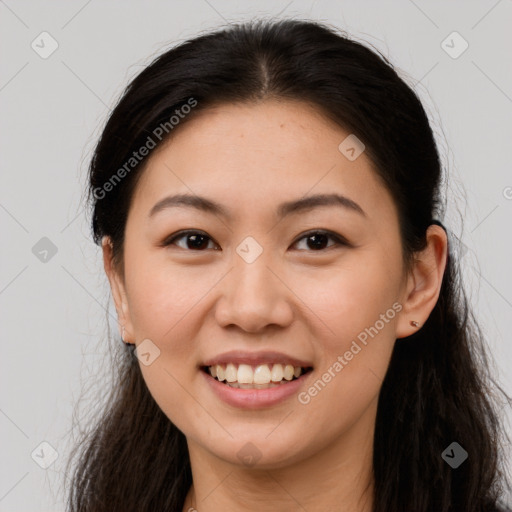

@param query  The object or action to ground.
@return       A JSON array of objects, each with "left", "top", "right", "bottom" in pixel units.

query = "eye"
[
  {"left": 292, "top": 230, "right": 348, "bottom": 251},
  {"left": 162, "top": 229, "right": 348, "bottom": 252},
  {"left": 162, "top": 230, "right": 219, "bottom": 251}
]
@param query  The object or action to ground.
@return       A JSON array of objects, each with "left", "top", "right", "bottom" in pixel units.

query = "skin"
[{"left": 102, "top": 99, "right": 448, "bottom": 512}]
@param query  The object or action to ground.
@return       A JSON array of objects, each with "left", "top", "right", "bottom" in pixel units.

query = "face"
[{"left": 104, "top": 100, "right": 434, "bottom": 469}]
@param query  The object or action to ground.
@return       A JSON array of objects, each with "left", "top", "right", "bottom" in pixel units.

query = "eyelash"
[{"left": 162, "top": 229, "right": 349, "bottom": 252}]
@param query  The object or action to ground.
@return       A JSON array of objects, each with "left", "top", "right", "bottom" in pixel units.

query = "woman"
[{"left": 66, "top": 18, "right": 511, "bottom": 512}]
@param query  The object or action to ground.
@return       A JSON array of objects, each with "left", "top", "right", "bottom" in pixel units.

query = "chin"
[{"left": 200, "top": 432, "right": 312, "bottom": 470}]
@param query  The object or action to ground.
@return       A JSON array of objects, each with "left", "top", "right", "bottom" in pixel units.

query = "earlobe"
[
  {"left": 395, "top": 224, "right": 448, "bottom": 339},
  {"left": 102, "top": 236, "right": 134, "bottom": 343}
]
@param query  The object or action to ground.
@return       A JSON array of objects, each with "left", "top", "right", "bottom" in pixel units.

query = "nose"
[{"left": 214, "top": 250, "right": 294, "bottom": 333}]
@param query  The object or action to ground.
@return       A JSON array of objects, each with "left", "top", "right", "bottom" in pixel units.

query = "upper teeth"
[{"left": 209, "top": 363, "right": 304, "bottom": 384}]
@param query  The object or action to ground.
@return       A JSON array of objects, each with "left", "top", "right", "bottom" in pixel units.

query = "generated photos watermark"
[
  {"left": 298, "top": 301, "right": 403, "bottom": 405},
  {"left": 93, "top": 97, "right": 197, "bottom": 200}
]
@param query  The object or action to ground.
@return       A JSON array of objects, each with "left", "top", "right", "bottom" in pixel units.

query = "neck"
[{"left": 183, "top": 398, "right": 377, "bottom": 512}]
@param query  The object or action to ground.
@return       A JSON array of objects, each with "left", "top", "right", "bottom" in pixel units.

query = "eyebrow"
[{"left": 148, "top": 193, "right": 366, "bottom": 220}]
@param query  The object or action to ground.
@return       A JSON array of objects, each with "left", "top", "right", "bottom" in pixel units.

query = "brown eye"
[
  {"left": 163, "top": 231, "right": 218, "bottom": 251},
  {"left": 292, "top": 230, "right": 348, "bottom": 251}
]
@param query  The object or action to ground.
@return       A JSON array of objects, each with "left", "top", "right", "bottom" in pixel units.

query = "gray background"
[{"left": 1, "top": 0, "right": 511, "bottom": 510}]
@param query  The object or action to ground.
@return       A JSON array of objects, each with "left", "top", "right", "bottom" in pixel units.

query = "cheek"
[
  {"left": 126, "top": 260, "right": 216, "bottom": 429},
  {"left": 126, "top": 256, "right": 215, "bottom": 341},
  {"left": 293, "top": 252, "right": 401, "bottom": 407},
  {"left": 294, "top": 251, "right": 401, "bottom": 347}
]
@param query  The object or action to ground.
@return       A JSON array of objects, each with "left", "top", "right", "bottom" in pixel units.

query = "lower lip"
[{"left": 201, "top": 369, "right": 312, "bottom": 409}]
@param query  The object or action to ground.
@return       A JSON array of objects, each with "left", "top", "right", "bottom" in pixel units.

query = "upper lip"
[{"left": 202, "top": 350, "right": 313, "bottom": 368}]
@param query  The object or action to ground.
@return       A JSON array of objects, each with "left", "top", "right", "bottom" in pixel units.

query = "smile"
[{"left": 201, "top": 363, "right": 313, "bottom": 389}]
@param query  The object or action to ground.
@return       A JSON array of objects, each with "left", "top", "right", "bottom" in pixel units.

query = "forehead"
[{"left": 130, "top": 100, "right": 397, "bottom": 226}]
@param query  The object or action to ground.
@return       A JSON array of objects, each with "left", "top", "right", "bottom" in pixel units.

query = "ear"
[
  {"left": 102, "top": 236, "right": 134, "bottom": 343},
  {"left": 396, "top": 224, "right": 448, "bottom": 339}
]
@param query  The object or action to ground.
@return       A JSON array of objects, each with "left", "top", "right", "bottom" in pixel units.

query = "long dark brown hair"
[{"left": 64, "top": 18, "right": 512, "bottom": 511}]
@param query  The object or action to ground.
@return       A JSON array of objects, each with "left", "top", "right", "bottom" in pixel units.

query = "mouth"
[{"left": 201, "top": 363, "right": 314, "bottom": 389}]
